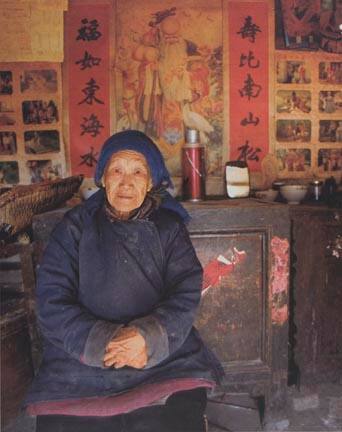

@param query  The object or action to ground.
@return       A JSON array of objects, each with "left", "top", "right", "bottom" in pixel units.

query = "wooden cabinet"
[
  {"left": 32, "top": 200, "right": 291, "bottom": 409},
  {"left": 290, "top": 206, "right": 342, "bottom": 385},
  {"left": 9, "top": 200, "right": 342, "bottom": 420},
  {"left": 184, "top": 199, "right": 290, "bottom": 408}
]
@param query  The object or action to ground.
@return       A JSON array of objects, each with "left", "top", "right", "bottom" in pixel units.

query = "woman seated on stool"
[{"left": 25, "top": 130, "right": 223, "bottom": 432}]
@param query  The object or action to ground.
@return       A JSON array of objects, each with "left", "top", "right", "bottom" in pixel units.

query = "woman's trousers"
[{"left": 35, "top": 387, "right": 208, "bottom": 432}]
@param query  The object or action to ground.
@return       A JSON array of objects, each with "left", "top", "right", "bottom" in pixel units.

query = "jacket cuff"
[
  {"left": 130, "top": 316, "right": 169, "bottom": 369},
  {"left": 82, "top": 321, "right": 123, "bottom": 368}
]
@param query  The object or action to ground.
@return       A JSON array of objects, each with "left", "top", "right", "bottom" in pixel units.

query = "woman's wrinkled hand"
[{"left": 103, "top": 326, "right": 147, "bottom": 369}]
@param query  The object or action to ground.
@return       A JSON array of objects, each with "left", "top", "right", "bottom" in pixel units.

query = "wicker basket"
[{"left": 0, "top": 175, "right": 83, "bottom": 242}]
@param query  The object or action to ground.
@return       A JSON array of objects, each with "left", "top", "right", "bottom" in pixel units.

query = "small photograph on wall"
[
  {"left": 276, "top": 61, "right": 311, "bottom": 84},
  {"left": 0, "top": 100, "right": 15, "bottom": 125},
  {"left": 0, "top": 71, "right": 13, "bottom": 95},
  {"left": 276, "top": 120, "right": 311, "bottom": 142},
  {"left": 276, "top": 148, "right": 311, "bottom": 172},
  {"left": 278, "top": 0, "right": 320, "bottom": 50},
  {"left": 20, "top": 69, "right": 58, "bottom": 93},
  {"left": 24, "top": 130, "right": 60, "bottom": 154},
  {"left": 26, "top": 160, "right": 62, "bottom": 183},
  {"left": 319, "top": 91, "right": 342, "bottom": 113},
  {"left": 319, "top": 1, "right": 342, "bottom": 53},
  {"left": 276, "top": 90, "right": 311, "bottom": 113},
  {"left": 319, "top": 62, "right": 342, "bottom": 84},
  {"left": 318, "top": 148, "right": 342, "bottom": 172},
  {"left": 0, "top": 132, "right": 17, "bottom": 155},
  {"left": 22, "top": 100, "right": 59, "bottom": 124},
  {"left": 0, "top": 161, "right": 19, "bottom": 184},
  {"left": 319, "top": 120, "right": 342, "bottom": 142}
]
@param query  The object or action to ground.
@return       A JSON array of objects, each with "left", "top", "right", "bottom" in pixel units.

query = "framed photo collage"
[{"left": 275, "top": 54, "right": 342, "bottom": 178}]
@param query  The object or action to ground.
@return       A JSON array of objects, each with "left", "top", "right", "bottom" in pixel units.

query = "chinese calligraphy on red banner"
[
  {"left": 66, "top": 4, "right": 110, "bottom": 176},
  {"left": 228, "top": 2, "right": 269, "bottom": 171}
]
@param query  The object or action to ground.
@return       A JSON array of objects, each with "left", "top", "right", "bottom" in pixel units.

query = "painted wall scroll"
[
  {"left": 278, "top": 0, "right": 320, "bottom": 51},
  {"left": 228, "top": 1, "right": 269, "bottom": 172},
  {"left": 66, "top": 3, "right": 110, "bottom": 177},
  {"left": 275, "top": 0, "right": 341, "bottom": 54},
  {"left": 115, "top": 0, "right": 223, "bottom": 177}
]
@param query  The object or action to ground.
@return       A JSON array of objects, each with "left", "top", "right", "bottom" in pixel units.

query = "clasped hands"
[{"left": 103, "top": 326, "right": 147, "bottom": 369}]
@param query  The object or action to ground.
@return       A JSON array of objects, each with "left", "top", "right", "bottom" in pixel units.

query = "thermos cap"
[{"left": 185, "top": 128, "right": 199, "bottom": 144}]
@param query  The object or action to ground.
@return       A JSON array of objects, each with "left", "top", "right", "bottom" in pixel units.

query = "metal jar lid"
[{"left": 185, "top": 128, "right": 199, "bottom": 144}]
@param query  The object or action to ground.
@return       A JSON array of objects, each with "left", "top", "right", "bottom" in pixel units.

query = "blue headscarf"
[{"left": 94, "top": 130, "right": 190, "bottom": 223}]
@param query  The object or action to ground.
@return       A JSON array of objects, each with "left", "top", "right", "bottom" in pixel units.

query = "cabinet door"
[
  {"left": 316, "top": 222, "right": 342, "bottom": 377},
  {"left": 187, "top": 202, "right": 290, "bottom": 405},
  {"left": 292, "top": 209, "right": 342, "bottom": 382},
  {"left": 192, "top": 231, "right": 267, "bottom": 367}
]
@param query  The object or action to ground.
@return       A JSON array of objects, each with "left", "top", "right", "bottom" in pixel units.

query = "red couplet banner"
[
  {"left": 66, "top": 4, "right": 110, "bottom": 177},
  {"left": 228, "top": 1, "right": 269, "bottom": 171}
]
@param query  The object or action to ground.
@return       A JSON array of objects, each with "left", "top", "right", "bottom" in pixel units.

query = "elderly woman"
[{"left": 25, "top": 130, "right": 222, "bottom": 432}]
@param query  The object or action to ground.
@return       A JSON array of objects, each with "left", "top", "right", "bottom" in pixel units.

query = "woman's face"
[{"left": 103, "top": 150, "right": 152, "bottom": 216}]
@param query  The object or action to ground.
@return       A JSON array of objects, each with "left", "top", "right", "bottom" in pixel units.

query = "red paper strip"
[
  {"left": 66, "top": 4, "right": 110, "bottom": 176},
  {"left": 228, "top": 2, "right": 269, "bottom": 171}
]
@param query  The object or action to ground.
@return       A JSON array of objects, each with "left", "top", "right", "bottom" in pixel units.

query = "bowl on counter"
[
  {"left": 254, "top": 189, "right": 278, "bottom": 202},
  {"left": 280, "top": 184, "right": 308, "bottom": 204}
]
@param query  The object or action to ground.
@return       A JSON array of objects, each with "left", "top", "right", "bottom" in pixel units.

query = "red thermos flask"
[{"left": 182, "top": 129, "right": 206, "bottom": 201}]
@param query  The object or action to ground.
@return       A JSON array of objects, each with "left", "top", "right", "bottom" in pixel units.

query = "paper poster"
[
  {"left": 115, "top": 0, "right": 223, "bottom": 177},
  {"left": 66, "top": 4, "right": 110, "bottom": 176},
  {"left": 0, "top": 0, "right": 66, "bottom": 62},
  {"left": 228, "top": 1, "right": 269, "bottom": 172}
]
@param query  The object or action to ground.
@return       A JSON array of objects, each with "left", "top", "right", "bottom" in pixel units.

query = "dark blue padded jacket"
[{"left": 26, "top": 190, "right": 222, "bottom": 403}]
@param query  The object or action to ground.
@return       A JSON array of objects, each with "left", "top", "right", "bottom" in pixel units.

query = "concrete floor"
[
  {"left": 4, "top": 382, "right": 342, "bottom": 432},
  {"left": 264, "top": 382, "right": 342, "bottom": 432}
]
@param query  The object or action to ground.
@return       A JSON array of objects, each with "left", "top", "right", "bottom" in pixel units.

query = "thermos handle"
[{"left": 185, "top": 151, "right": 203, "bottom": 177}]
